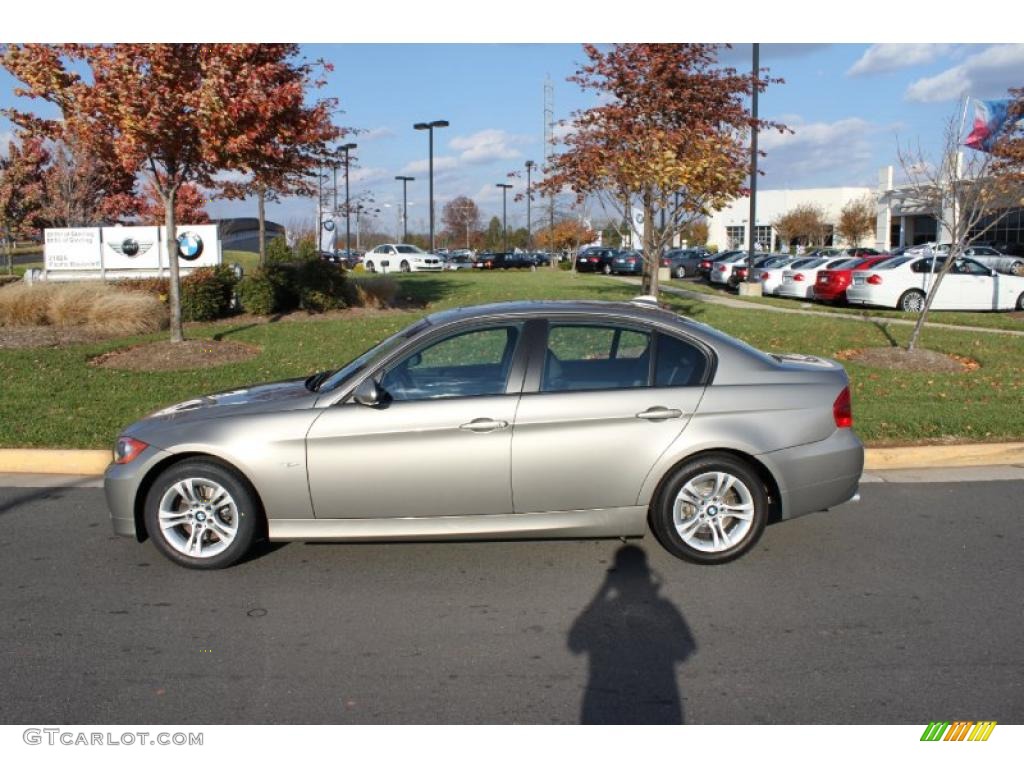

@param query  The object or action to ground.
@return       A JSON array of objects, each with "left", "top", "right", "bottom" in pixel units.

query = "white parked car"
[
  {"left": 363, "top": 244, "right": 443, "bottom": 273},
  {"left": 906, "top": 243, "right": 1024, "bottom": 276},
  {"left": 776, "top": 257, "right": 852, "bottom": 299},
  {"left": 709, "top": 252, "right": 752, "bottom": 285},
  {"left": 846, "top": 255, "right": 1024, "bottom": 312},
  {"left": 750, "top": 257, "right": 811, "bottom": 296}
]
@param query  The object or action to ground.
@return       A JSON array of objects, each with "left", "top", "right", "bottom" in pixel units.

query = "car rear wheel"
[
  {"left": 144, "top": 459, "right": 260, "bottom": 570},
  {"left": 675, "top": 265, "right": 686, "bottom": 279},
  {"left": 602, "top": 263, "right": 612, "bottom": 275},
  {"left": 899, "top": 289, "right": 926, "bottom": 313},
  {"left": 650, "top": 454, "right": 768, "bottom": 565},
  {"left": 365, "top": 261, "right": 375, "bottom": 273},
  {"left": 1010, "top": 260, "right": 1024, "bottom": 277},
  {"left": 1016, "top": 291, "right": 1024, "bottom": 311}
]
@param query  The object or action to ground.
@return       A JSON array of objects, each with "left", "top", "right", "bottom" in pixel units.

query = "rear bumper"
[{"left": 758, "top": 429, "right": 864, "bottom": 520}]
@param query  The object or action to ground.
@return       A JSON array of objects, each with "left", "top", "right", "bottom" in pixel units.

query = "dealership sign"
[{"left": 45, "top": 225, "right": 221, "bottom": 273}]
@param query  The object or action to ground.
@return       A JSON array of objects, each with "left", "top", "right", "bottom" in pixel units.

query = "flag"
[{"left": 964, "top": 98, "right": 1016, "bottom": 153}]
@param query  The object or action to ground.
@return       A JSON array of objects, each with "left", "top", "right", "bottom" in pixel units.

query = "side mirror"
[{"left": 352, "top": 377, "right": 382, "bottom": 407}]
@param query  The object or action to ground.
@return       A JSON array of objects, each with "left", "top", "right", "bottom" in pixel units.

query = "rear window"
[
  {"left": 655, "top": 334, "right": 708, "bottom": 388},
  {"left": 832, "top": 258, "right": 863, "bottom": 269}
]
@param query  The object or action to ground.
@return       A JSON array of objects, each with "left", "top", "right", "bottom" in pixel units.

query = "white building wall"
[{"left": 707, "top": 186, "right": 873, "bottom": 251}]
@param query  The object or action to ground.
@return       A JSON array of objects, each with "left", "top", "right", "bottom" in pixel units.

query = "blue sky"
[{"left": 2, "top": 43, "right": 1023, "bottom": 233}]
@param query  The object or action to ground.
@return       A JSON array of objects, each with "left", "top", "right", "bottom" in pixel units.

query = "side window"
[
  {"left": 542, "top": 324, "right": 651, "bottom": 392},
  {"left": 380, "top": 325, "right": 522, "bottom": 402},
  {"left": 655, "top": 333, "right": 708, "bottom": 387}
]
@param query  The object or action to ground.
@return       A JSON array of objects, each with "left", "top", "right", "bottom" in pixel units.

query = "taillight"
[
  {"left": 867, "top": 274, "right": 883, "bottom": 285},
  {"left": 793, "top": 273, "right": 805, "bottom": 281},
  {"left": 833, "top": 387, "right": 853, "bottom": 429},
  {"left": 717, "top": 265, "right": 726, "bottom": 271},
  {"left": 760, "top": 272, "right": 769, "bottom": 280},
  {"left": 113, "top": 436, "right": 148, "bottom": 464}
]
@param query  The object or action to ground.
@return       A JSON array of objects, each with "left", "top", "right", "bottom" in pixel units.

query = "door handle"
[
  {"left": 459, "top": 418, "right": 509, "bottom": 433},
  {"left": 636, "top": 407, "right": 683, "bottom": 421}
]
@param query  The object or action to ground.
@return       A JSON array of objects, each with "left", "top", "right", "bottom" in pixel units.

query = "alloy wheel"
[
  {"left": 157, "top": 478, "right": 239, "bottom": 558},
  {"left": 672, "top": 471, "right": 755, "bottom": 553}
]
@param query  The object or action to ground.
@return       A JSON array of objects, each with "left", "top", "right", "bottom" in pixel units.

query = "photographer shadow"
[{"left": 568, "top": 545, "right": 696, "bottom": 724}]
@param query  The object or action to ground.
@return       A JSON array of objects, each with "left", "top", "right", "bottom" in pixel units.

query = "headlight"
[{"left": 113, "top": 437, "right": 148, "bottom": 464}]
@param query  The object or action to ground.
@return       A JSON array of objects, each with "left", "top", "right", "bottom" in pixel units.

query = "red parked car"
[{"left": 813, "top": 255, "right": 891, "bottom": 304}]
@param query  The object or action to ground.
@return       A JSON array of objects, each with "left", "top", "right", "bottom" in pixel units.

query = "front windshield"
[
  {"left": 395, "top": 245, "right": 425, "bottom": 254},
  {"left": 876, "top": 257, "right": 912, "bottom": 270},
  {"left": 318, "top": 319, "right": 430, "bottom": 393}
]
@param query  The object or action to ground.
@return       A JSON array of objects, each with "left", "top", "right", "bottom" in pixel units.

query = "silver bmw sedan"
[{"left": 105, "top": 298, "right": 863, "bottom": 569}]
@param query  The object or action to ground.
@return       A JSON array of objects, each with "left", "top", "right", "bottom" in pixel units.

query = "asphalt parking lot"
[{"left": 0, "top": 479, "right": 1021, "bottom": 724}]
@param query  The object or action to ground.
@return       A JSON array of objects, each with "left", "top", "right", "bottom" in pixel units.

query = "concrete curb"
[{"left": 3, "top": 443, "right": 1024, "bottom": 477}]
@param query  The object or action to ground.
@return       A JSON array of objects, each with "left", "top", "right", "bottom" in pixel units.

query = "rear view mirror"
[{"left": 353, "top": 377, "right": 382, "bottom": 407}]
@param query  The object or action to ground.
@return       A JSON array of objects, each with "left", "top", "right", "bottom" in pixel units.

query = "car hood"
[{"left": 126, "top": 378, "right": 318, "bottom": 433}]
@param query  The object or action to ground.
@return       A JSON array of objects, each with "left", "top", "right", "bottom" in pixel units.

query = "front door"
[
  {"left": 511, "top": 322, "right": 708, "bottom": 513},
  {"left": 307, "top": 323, "right": 526, "bottom": 518}
]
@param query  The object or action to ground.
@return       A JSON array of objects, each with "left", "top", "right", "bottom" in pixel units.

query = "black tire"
[
  {"left": 1016, "top": 292, "right": 1024, "bottom": 311},
  {"left": 365, "top": 261, "right": 375, "bottom": 273},
  {"left": 675, "top": 265, "right": 686, "bottom": 279},
  {"left": 898, "top": 289, "right": 926, "bottom": 313},
  {"left": 602, "top": 263, "right": 612, "bottom": 275},
  {"left": 400, "top": 260, "right": 410, "bottom": 272},
  {"left": 650, "top": 453, "right": 768, "bottom": 565},
  {"left": 1010, "top": 260, "right": 1024, "bottom": 277},
  {"left": 144, "top": 459, "right": 260, "bottom": 570}
]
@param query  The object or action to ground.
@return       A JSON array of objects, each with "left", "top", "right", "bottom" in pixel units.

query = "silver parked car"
[{"left": 105, "top": 299, "right": 863, "bottom": 569}]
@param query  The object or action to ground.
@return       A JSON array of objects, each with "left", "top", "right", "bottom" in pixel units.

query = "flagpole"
[{"left": 958, "top": 95, "right": 971, "bottom": 142}]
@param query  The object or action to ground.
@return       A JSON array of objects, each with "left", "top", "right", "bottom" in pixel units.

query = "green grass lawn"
[
  {"left": 674, "top": 278, "right": 1024, "bottom": 332},
  {"left": 2, "top": 268, "right": 1022, "bottom": 449}
]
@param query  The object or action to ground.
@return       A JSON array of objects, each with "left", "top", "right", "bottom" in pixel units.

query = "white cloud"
[
  {"left": 905, "top": 44, "right": 1024, "bottom": 103},
  {"left": 758, "top": 117, "right": 883, "bottom": 188},
  {"left": 348, "top": 166, "right": 390, "bottom": 185},
  {"left": 360, "top": 127, "right": 395, "bottom": 142},
  {"left": 847, "top": 44, "right": 956, "bottom": 77},
  {"left": 0, "top": 131, "right": 13, "bottom": 158},
  {"left": 449, "top": 129, "right": 529, "bottom": 165},
  {"left": 400, "top": 155, "right": 459, "bottom": 175}
]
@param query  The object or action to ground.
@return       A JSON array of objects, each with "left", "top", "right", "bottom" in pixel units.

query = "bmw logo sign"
[
  {"left": 177, "top": 232, "right": 204, "bottom": 261},
  {"left": 323, "top": 220, "right": 336, "bottom": 232}
]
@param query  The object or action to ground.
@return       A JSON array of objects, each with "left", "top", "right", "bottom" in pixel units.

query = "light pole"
[
  {"left": 395, "top": 175, "right": 414, "bottom": 243},
  {"left": 746, "top": 43, "right": 760, "bottom": 284},
  {"left": 340, "top": 142, "right": 357, "bottom": 255},
  {"left": 332, "top": 162, "right": 339, "bottom": 253},
  {"left": 525, "top": 160, "right": 534, "bottom": 251},
  {"left": 413, "top": 119, "right": 449, "bottom": 252},
  {"left": 496, "top": 183, "right": 513, "bottom": 251}
]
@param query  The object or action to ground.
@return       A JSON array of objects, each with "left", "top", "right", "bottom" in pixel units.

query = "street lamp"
[
  {"left": 340, "top": 142, "right": 357, "bottom": 256},
  {"left": 496, "top": 183, "right": 513, "bottom": 251},
  {"left": 413, "top": 119, "right": 449, "bottom": 252},
  {"left": 395, "top": 175, "right": 415, "bottom": 243},
  {"left": 525, "top": 160, "right": 535, "bottom": 251}
]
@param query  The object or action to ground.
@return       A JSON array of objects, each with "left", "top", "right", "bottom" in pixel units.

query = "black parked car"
[
  {"left": 576, "top": 247, "right": 620, "bottom": 274},
  {"left": 473, "top": 252, "right": 537, "bottom": 270},
  {"left": 698, "top": 250, "right": 741, "bottom": 280}
]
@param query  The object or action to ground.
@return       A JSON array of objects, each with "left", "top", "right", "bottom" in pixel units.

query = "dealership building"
[{"left": 706, "top": 164, "right": 1024, "bottom": 254}]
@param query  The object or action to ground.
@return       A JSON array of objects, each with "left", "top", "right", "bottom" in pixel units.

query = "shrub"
[
  {"left": 237, "top": 270, "right": 278, "bottom": 316},
  {"left": 294, "top": 235, "right": 319, "bottom": 263},
  {"left": 180, "top": 266, "right": 238, "bottom": 321},
  {"left": 0, "top": 282, "right": 167, "bottom": 334},
  {"left": 0, "top": 274, "right": 20, "bottom": 288},
  {"left": 295, "top": 259, "right": 346, "bottom": 311},
  {"left": 345, "top": 276, "right": 398, "bottom": 309},
  {"left": 114, "top": 277, "right": 170, "bottom": 302},
  {"left": 265, "top": 236, "right": 294, "bottom": 263}
]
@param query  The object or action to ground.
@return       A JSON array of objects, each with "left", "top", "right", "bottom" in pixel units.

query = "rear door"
[{"left": 510, "top": 320, "right": 709, "bottom": 513}]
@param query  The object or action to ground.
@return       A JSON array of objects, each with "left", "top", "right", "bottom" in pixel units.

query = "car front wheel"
[
  {"left": 144, "top": 459, "right": 260, "bottom": 570},
  {"left": 899, "top": 289, "right": 926, "bottom": 313},
  {"left": 1016, "top": 291, "right": 1024, "bottom": 311},
  {"left": 1010, "top": 260, "right": 1024, "bottom": 277},
  {"left": 400, "top": 261, "right": 411, "bottom": 272},
  {"left": 365, "top": 261, "right": 375, "bottom": 273},
  {"left": 650, "top": 454, "right": 768, "bottom": 565}
]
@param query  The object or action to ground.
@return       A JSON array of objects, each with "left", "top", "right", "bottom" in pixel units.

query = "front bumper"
[{"left": 104, "top": 445, "right": 175, "bottom": 538}]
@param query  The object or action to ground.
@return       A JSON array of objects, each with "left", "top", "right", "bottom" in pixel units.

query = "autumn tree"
[
  {"left": 138, "top": 180, "right": 210, "bottom": 225},
  {"left": 897, "top": 95, "right": 1024, "bottom": 352},
  {"left": 680, "top": 219, "right": 710, "bottom": 246},
  {"left": 537, "top": 44, "right": 785, "bottom": 294},
  {"left": 442, "top": 196, "right": 482, "bottom": 249},
  {"left": 483, "top": 216, "right": 503, "bottom": 250},
  {"left": 772, "top": 203, "right": 830, "bottom": 248},
  {"left": 3, "top": 44, "right": 333, "bottom": 342},
  {"left": 836, "top": 195, "right": 876, "bottom": 247},
  {"left": 214, "top": 45, "right": 342, "bottom": 265},
  {"left": 0, "top": 132, "right": 48, "bottom": 273},
  {"left": 536, "top": 217, "right": 596, "bottom": 256},
  {"left": 40, "top": 136, "right": 137, "bottom": 228}
]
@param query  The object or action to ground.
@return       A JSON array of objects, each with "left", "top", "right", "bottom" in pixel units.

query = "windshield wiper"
[{"left": 304, "top": 370, "right": 332, "bottom": 391}]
